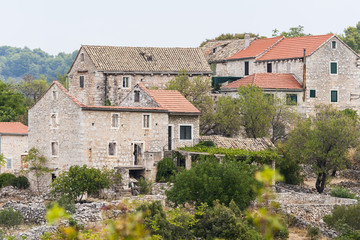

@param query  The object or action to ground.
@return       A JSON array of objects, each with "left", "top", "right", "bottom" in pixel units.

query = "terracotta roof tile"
[
  {"left": 227, "top": 37, "right": 283, "bottom": 60},
  {"left": 138, "top": 84, "right": 200, "bottom": 114},
  {"left": 83, "top": 45, "right": 212, "bottom": 73},
  {"left": 257, "top": 34, "right": 334, "bottom": 61},
  {"left": 221, "top": 73, "right": 302, "bottom": 90},
  {"left": 0, "top": 122, "right": 28, "bottom": 135},
  {"left": 53, "top": 81, "right": 85, "bottom": 107}
]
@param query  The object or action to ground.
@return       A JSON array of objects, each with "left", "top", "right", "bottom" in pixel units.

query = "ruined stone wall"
[
  {"left": 226, "top": 59, "right": 256, "bottom": 77},
  {"left": 0, "top": 134, "right": 28, "bottom": 173},
  {"left": 119, "top": 85, "right": 159, "bottom": 108},
  {"left": 169, "top": 115, "right": 200, "bottom": 148},
  {"left": 28, "top": 84, "right": 84, "bottom": 173},
  {"left": 305, "top": 37, "right": 360, "bottom": 115}
]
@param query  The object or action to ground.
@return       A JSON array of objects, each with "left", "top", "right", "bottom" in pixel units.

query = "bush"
[
  {"left": 166, "top": 157, "right": 258, "bottom": 210},
  {"left": 0, "top": 208, "right": 23, "bottom": 232},
  {"left": 50, "top": 165, "right": 111, "bottom": 201},
  {"left": 11, "top": 176, "right": 30, "bottom": 189},
  {"left": 276, "top": 144, "right": 303, "bottom": 185},
  {"left": 329, "top": 186, "right": 357, "bottom": 199},
  {"left": 306, "top": 225, "right": 321, "bottom": 240},
  {"left": 46, "top": 195, "right": 76, "bottom": 214},
  {"left": 0, "top": 173, "right": 16, "bottom": 188},
  {"left": 156, "top": 157, "right": 177, "bottom": 182},
  {"left": 137, "top": 177, "right": 153, "bottom": 195}
]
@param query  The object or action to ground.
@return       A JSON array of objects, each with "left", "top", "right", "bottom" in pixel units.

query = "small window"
[
  {"left": 143, "top": 114, "right": 150, "bottom": 129},
  {"left": 51, "top": 142, "right": 58, "bottom": 156},
  {"left": 123, "top": 77, "right": 129, "bottom": 88},
  {"left": 331, "top": 41, "right": 336, "bottom": 49},
  {"left": 180, "top": 125, "right": 192, "bottom": 140},
  {"left": 212, "top": 48, "right": 216, "bottom": 53},
  {"left": 80, "top": 53, "right": 84, "bottom": 62},
  {"left": 331, "top": 90, "right": 338, "bottom": 102},
  {"left": 108, "top": 142, "right": 116, "bottom": 156},
  {"left": 244, "top": 61, "right": 249, "bottom": 76},
  {"left": 51, "top": 113, "right": 58, "bottom": 128},
  {"left": 111, "top": 113, "right": 120, "bottom": 128},
  {"left": 310, "top": 90, "right": 316, "bottom": 98},
  {"left": 80, "top": 76, "right": 84, "bottom": 88},
  {"left": 134, "top": 90, "right": 140, "bottom": 102},
  {"left": 267, "top": 63, "right": 272, "bottom": 73},
  {"left": 330, "top": 62, "right": 337, "bottom": 74},
  {"left": 52, "top": 91, "right": 58, "bottom": 100},
  {"left": 6, "top": 158, "right": 12, "bottom": 169},
  {"left": 286, "top": 94, "right": 297, "bottom": 105}
]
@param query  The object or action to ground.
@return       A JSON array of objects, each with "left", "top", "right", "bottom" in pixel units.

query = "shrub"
[
  {"left": 11, "top": 176, "right": 30, "bottom": 189},
  {"left": 276, "top": 143, "right": 303, "bottom": 185},
  {"left": 166, "top": 157, "right": 258, "bottom": 210},
  {"left": 329, "top": 186, "right": 357, "bottom": 199},
  {"left": 323, "top": 204, "right": 360, "bottom": 231},
  {"left": 0, "top": 208, "right": 23, "bottom": 232},
  {"left": 0, "top": 173, "right": 16, "bottom": 188},
  {"left": 306, "top": 225, "right": 321, "bottom": 240},
  {"left": 46, "top": 195, "right": 76, "bottom": 214},
  {"left": 156, "top": 157, "right": 177, "bottom": 182},
  {"left": 50, "top": 165, "right": 111, "bottom": 201},
  {"left": 137, "top": 177, "right": 153, "bottom": 195}
]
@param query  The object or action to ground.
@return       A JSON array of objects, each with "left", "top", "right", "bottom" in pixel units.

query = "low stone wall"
[{"left": 2, "top": 202, "right": 46, "bottom": 224}]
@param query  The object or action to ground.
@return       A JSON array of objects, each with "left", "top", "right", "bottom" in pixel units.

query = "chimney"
[{"left": 244, "top": 33, "right": 250, "bottom": 49}]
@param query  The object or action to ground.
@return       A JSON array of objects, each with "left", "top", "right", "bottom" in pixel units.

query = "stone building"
[
  {"left": 0, "top": 122, "right": 28, "bottom": 173},
  {"left": 220, "top": 34, "right": 360, "bottom": 115},
  {"left": 28, "top": 81, "right": 200, "bottom": 181},
  {"left": 67, "top": 45, "right": 212, "bottom": 106}
]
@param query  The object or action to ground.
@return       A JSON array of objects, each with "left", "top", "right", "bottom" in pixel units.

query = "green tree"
[
  {"left": 166, "top": 157, "right": 257, "bottom": 210},
  {"left": 17, "top": 75, "right": 49, "bottom": 104},
  {"left": 285, "top": 105, "right": 360, "bottom": 193},
  {"left": 166, "top": 70, "right": 215, "bottom": 134},
  {"left": 50, "top": 165, "right": 112, "bottom": 201},
  {"left": 213, "top": 96, "right": 242, "bottom": 137},
  {"left": 156, "top": 157, "right": 177, "bottom": 182},
  {"left": 22, "top": 147, "right": 51, "bottom": 195},
  {"left": 0, "top": 208, "right": 23, "bottom": 235},
  {"left": 0, "top": 80, "right": 27, "bottom": 122},
  {"left": 200, "top": 33, "right": 265, "bottom": 47},
  {"left": 340, "top": 21, "right": 360, "bottom": 53},
  {"left": 272, "top": 25, "right": 311, "bottom": 38}
]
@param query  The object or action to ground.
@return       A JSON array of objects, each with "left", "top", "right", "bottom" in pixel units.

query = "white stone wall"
[
  {"left": 0, "top": 135, "right": 28, "bottom": 173},
  {"left": 226, "top": 59, "right": 256, "bottom": 77},
  {"left": 169, "top": 115, "right": 200, "bottom": 148}
]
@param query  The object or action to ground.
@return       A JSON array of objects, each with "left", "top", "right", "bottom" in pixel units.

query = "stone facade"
[{"left": 0, "top": 134, "right": 28, "bottom": 173}]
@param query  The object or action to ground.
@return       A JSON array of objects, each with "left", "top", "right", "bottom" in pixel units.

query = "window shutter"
[
  {"left": 331, "top": 62, "right": 337, "bottom": 74},
  {"left": 331, "top": 90, "right": 338, "bottom": 102},
  {"left": 6, "top": 159, "right": 11, "bottom": 169},
  {"left": 310, "top": 90, "right": 316, "bottom": 98}
]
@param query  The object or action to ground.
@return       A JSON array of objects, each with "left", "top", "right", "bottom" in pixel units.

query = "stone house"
[
  {"left": 0, "top": 122, "right": 28, "bottom": 173},
  {"left": 221, "top": 34, "right": 360, "bottom": 115},
  {"left": 67, "top": 45, "right": 212, "bottom": 106},
  {"left": 28, "top": 81, "right": 200, "bottom": 182}
]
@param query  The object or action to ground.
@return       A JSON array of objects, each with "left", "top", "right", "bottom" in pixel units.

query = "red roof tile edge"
[{"left": 0, "top": 122, "right": 28, "bottom": 134}]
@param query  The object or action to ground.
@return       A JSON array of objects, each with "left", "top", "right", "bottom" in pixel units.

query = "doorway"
[{"left": 133, "top": 142, "right": 143, "bottom": 165}]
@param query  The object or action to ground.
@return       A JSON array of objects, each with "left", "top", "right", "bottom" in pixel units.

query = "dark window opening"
[
  {"left": 52, "top": 173, "right": 57, "bottom": 182},
  {"left": 267, "top": 63, "right": 272, "bottom": 73},
  {"left": 180, "top": 126, "right": 192, "bottom": 140},
  {"left": 51, "top": 142, "right": 58, "bottom": 156},
  {"left": 80, "top": 53, "right": 84, "bottom": 62},
  {"left": 134, "top": 90, "right": 140, "bottom": 102},
  {"left": 331, "top": 90, "right": 338, "bottom": 102},
  {"left": 331, "top": 41, "right": 336, "bottom": 49},
  {"left": 310, "top": 90, "right": 316, "bottom": 98},
  {"left": 330, "top": 62, "right": 337, "bottom": 74},
  {"left": 286, "top": 94, "right": 297, "bottom": 105},
  {"left": 123, "top": 77, "right": 129, "bottom": 88},
  {"left": 143, "top": 115, "right": 150, "bottom": 128},
  {"left": 80, "top": 76, "right": 84, "bottom": 88},
  {"left": 109, "top": 142, "right": 116, "bottom": 156},
  {"left": 245, "top": 61, "right": 249, "bottom": 76}
]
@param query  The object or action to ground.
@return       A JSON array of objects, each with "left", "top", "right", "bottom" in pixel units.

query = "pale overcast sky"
[{"left": 0, "top": 0, "right": 359, "bottom": 55}]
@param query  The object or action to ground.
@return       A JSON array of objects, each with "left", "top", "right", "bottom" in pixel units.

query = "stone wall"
[
  {"left": 0, "top": 134, "right": 27, "bottom": 173},
  {"left": 169, "top": 115, "right": 200, "bottom": 149}
]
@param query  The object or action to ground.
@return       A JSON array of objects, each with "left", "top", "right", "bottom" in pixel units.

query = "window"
[
  {"left": 108, "top": 142, "right": 116, "bottom": 156},
  {"left": 330, "top": 62, "right": 337, "bottom": 74},
  {"left": 123, "top": 77, "right": 129, "bottom": 88},
  {"left": 244, "top": 61, "right": 249, "bottom": 76},
  {"left": 310, "top": 90, "right": 316, "bottom": 98},
  {"left": 6, "top": 158, "right": 12, "bottom": 169},
  {"left": 51, "top": 113, "right": 58, "bottom": 128},
  {"left": 143, "top": 114, "right": 150, "bottom": 129},
  {"left": 180, "top": 125, "right": 192, "bottom": 140},
  {"left": 286, "top": 94, "right": 297, "bottom": 105},
  {"left": 267, "top": 63, "right": 272, "bottom": 73},
  {"left": 80, "top": 76, "right": 84, "bottom": 88},
  {"left": 134, "top": 90, "right": 140, "bottom": 102},
  {"left": 111, "top": 113, "right": 120, "bottom": 128},
  {"left": 80, "top": 53, "right": 84, "bottom": 62},
  {"left": 331, "top": 41, "right": 336, "bottom": 49},
  {"left": 51, "top": 142, "right": 58, "bottom": 156},
  {"left": 331, "top": 90, "right": 338, "bottom": 102},
  {"left": 52, "top": 91, "right": 58, "bottom": 100}
]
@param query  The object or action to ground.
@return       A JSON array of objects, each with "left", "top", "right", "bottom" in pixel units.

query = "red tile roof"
[
  {"left": 221, "top": 73, "right": 302, "bottom": 90},
  {"left": 139, "top": 84, "right": 200, "bottom": 114},
  {"left": 0, "top": 122, "right": 28, "bottom": 135},
  {"left": 53, "top": 81, "right": 85, "bottom": 107},
  {"left": 257, "top": 34, "right": 334, "bottom": 61},
  {"left": 227, "top": 37, "right": 283, "bottom": 60}
]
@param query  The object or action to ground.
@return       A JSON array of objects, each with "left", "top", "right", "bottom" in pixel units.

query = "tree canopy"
[
  {"left": 200, "top": 33, "right": 265, "bottom": 47},
  {"left": 0, "top": 80, "right": 27, "bottom": 122},
  {"left": 272, "top": 25, "right": 311, "bottom": 38},
  {"left": 340, "top": 21, "right": 360, "bottom": 53}
]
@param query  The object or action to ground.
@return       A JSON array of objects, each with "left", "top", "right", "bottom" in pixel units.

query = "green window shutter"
[
  {"left": 331, "top": 90, "right": 338, "bottom": 102},
  {"left": 330, "top": 62, "right": 337, "bottom": 74},
  {"left": 310, "top": 90, "right": 316, "bottom": 98},
  {"left": 286, "top": 94, "right": 297, "bottom": 105},
  {"left": 180, "top": 126, "right": 192, "bottom": 140}
]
